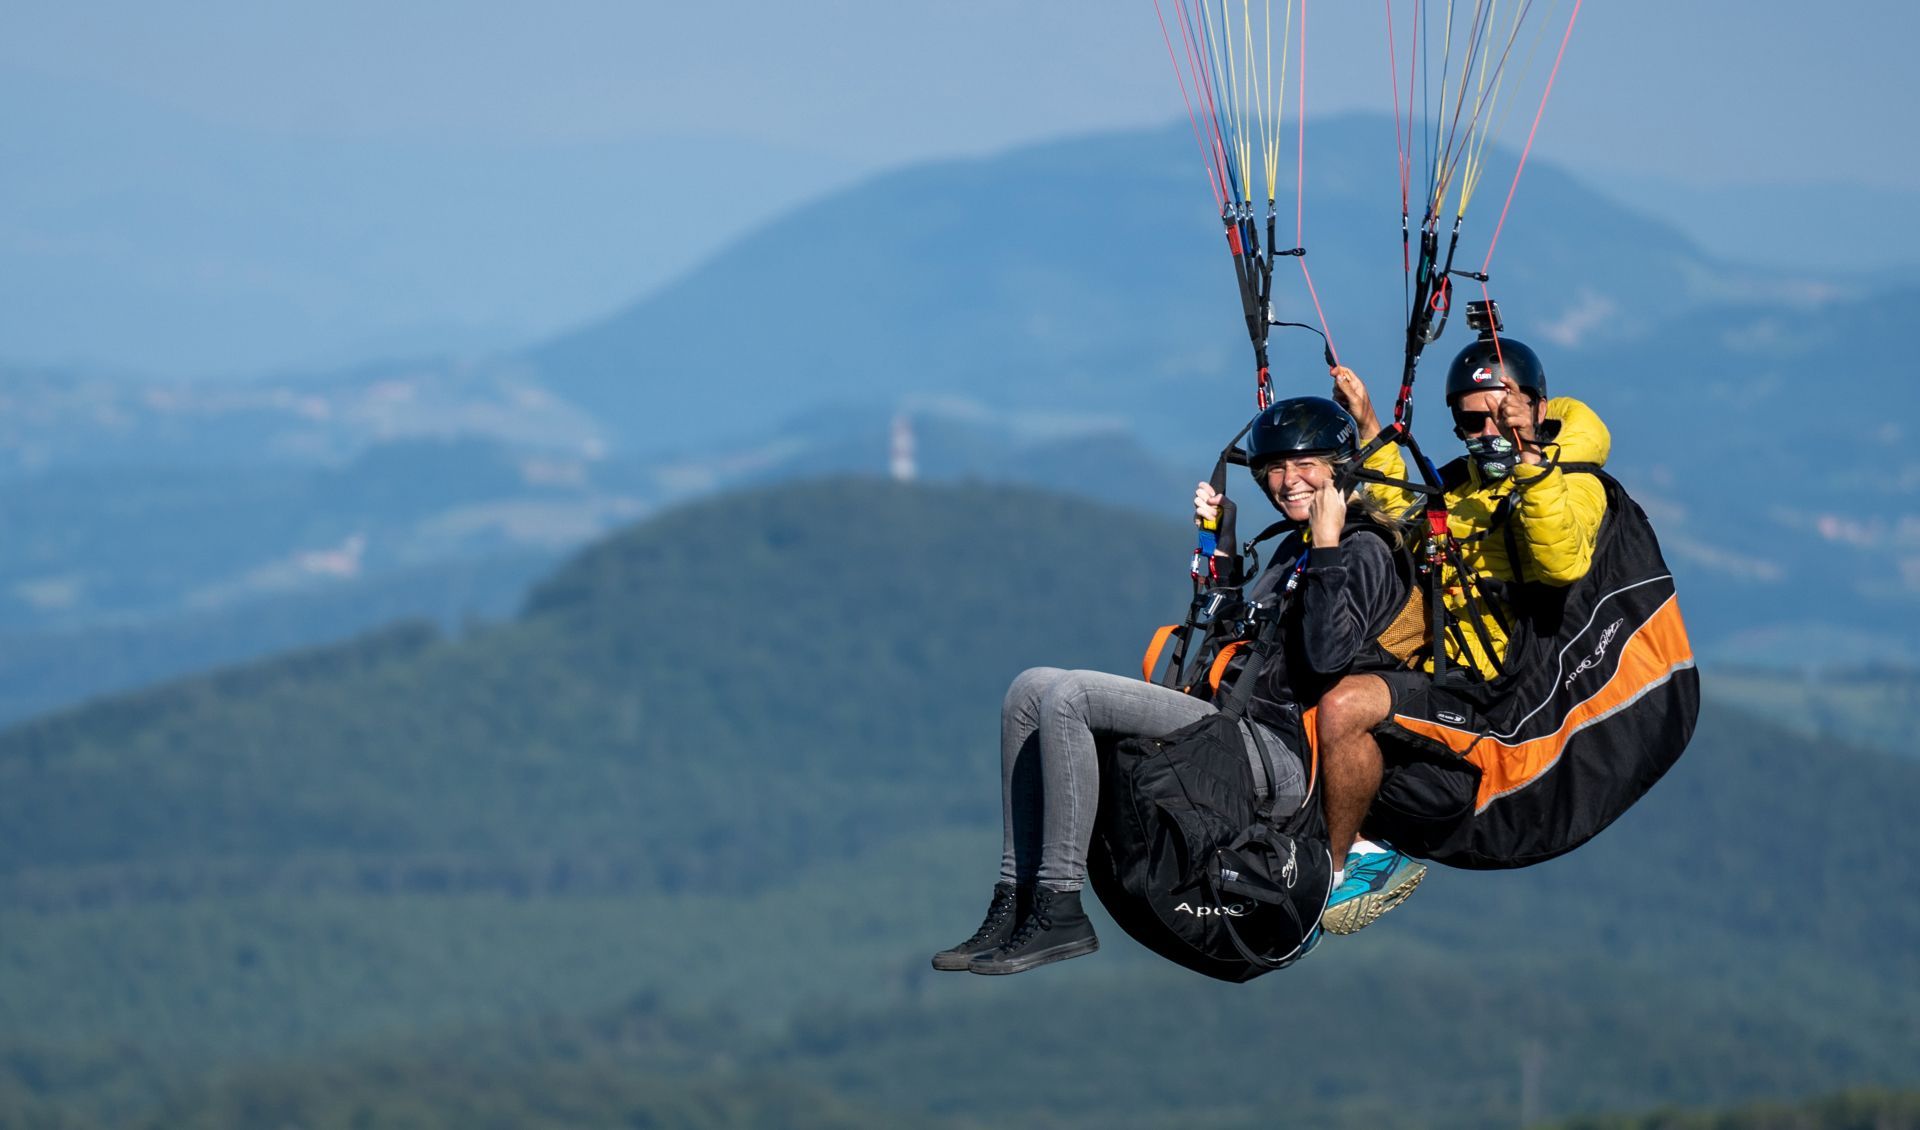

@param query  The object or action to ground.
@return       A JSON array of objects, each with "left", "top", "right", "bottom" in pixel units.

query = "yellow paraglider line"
[
  {"left": 1271, "top": 0, "right": 1295, "bottom": 207},
  {"left": 1204, "top": 0, "right": 1250, "bottom": 204},
  {"left": 1454, "top": 0, "right": 1509, "bottom": 216},
  {"left": 1427, "top": 0, "right": 1460, "bottom": 217},
  {"left": 1410, "top": 0, "right": 1551, "bottom": 223},
  {"left": 1433, "top": 0, "right": 1499, "bottom": 220},
  {"left": 1462, "top": 0, "right": 1557, "bottom": 209}
]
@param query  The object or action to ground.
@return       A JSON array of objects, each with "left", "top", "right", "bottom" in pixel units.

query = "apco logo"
[
  {"left": 1437, "top": 710, "right": 1468, "bottom": 725},
  {"left": 1471, "top": 366, "right": 1498, "bottom": 383},
  {"left": 1565, "top": 618, "right": 1625, "bottom": 690},
  {"left": 1173, "top": 901, "right": 1249, "bottom": 917}
]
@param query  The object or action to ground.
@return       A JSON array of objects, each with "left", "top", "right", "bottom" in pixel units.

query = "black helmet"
[
  {"left": 1443, "top": 335, "right": 1547, "bottom": 404},
  {"left": 1244, "top": 396, "right": 1359, "bottom": 482}
]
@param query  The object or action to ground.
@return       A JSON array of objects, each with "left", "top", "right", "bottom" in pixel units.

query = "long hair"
[{"left": 1343, "top": 472, "right": 1412, "bottom": 550}]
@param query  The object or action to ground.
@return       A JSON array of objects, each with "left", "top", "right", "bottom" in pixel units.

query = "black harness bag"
[
  {"left": 1087, "top": 629, "right": 1332, "bottom": 983},
  {"left": 1368, "top": 466, "right": 1700, "bottom": 869}
]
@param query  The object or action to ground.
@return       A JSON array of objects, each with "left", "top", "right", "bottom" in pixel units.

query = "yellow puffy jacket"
[{"left": 1363, "top": 397, "right": 1611, "bottom": 679}]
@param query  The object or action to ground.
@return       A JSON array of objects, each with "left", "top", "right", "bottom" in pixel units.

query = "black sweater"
[{"left": 1238, "top": 523, "right": 1412, "bottom": 733}]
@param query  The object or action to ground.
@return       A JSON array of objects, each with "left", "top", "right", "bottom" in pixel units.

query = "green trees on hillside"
[{"left": 0, "top": 478, "right": 1914, "bottom": 1129}]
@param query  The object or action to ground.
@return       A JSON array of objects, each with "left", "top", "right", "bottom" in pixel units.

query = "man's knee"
[{"left": 1319, "top": 674, "right": 1392, "bottom": 736}]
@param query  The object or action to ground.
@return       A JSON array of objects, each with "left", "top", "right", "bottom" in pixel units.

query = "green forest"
[{"left": 1, "top": 478, "right": 1914, "bottom": 1128}]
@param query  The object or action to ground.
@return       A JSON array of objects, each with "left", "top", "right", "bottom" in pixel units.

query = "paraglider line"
[
  {"left": 1156, "top": 0, "right": 1228, "bottom": 210},
  {"left": 1482, "top": 279, "right": 1507, "bottom": 372},
  {"left": 1386, "top": 0, "right": 1411, "bottom": 220},
  {"left": 1199, "top": 3, "right": 1248, "bottom": 204},
  {"left": 1479, "top": 0, "right": 1580, "bottom": 273},
  {"left": 1192, "top": 1, "right": 1243, "bottom": 202},
  {"left": 1172, "top": 1, "right": 1229, "bottom": 204},
  {"left": 1297, "top": 259, "right": 1339, "bottom": 367}
]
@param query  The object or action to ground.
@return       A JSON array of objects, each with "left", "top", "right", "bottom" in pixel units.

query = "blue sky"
[
  {"left": 9, "top": 1, "right": 1913, "bottom": 184},
  {"left": 4, "top": 1, "right": 1915, "bottom": 376}
]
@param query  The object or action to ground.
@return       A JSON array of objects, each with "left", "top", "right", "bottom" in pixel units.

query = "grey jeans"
[{"left": 999, "top": 667, "right": 1306, "bottom": 891}]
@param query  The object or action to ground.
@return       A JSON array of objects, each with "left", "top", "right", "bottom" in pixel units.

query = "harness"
[
  {"left": 1143, "top": 518, "right": 1427, "bottom": 699},
  {"left": 1365, "top": 464, "right": 1699, "bottom": 870}
]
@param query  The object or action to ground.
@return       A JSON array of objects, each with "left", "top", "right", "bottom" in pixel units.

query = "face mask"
[{"left": 1463, "top": 434, "right": 1517, "bottom": 480}]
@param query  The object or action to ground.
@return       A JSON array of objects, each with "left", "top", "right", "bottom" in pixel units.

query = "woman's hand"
[
  {"left": 1194, "top": 481, "right": 1224, "bottom": 528},
  {"left": 1308, "top": 480, "right": 1346, "bottom": 546},
  {"left": 1330, "top": 366, "right": 1381, "bottom": 443}
]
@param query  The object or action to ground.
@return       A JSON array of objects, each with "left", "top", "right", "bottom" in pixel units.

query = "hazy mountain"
[
  {"left": 1594, "top": 172, "right": 1920, "bottom": 274},
  {"left": 0, "top": 436, "right": 633, "bottom": 632},
  {"left": 0, "top": 117, "right": 1908, "bottom": 687},
  {"left": 0, "top": 70, "right": 861, "bottom": 379},
  {"left": 0, "top": 548, "right": 552, "bottom": 727},
  {"left": 526, "top": 115, "right": 1784, "bottom": 457},
  {"left": 1560, "top": 285, "right": 1919, "bottom": 661}
]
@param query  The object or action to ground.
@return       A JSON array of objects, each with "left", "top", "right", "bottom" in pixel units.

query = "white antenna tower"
[{"left": 890, "top": 412, "right": 917, "bottom": 482}]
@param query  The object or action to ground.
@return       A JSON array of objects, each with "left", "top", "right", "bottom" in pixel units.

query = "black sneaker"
[
  {"left": 967, "top": 885, "right": 1098, "bottom": 975},
  {"left": 931, "top": 883, "right": 1025, "bottom": 971}
]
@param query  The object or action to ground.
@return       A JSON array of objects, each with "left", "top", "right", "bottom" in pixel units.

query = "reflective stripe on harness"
[{"left": 1391, "top": 593, "right": 1694, "bottom": 814}]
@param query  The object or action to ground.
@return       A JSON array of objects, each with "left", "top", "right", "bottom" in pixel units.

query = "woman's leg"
[
  {"left": 1000, "top": 667, "right": 1069, "bottom": 886},
  {"left": 932, "top": 667, "right": 1071, "bottom": 972},
  {"left": 967, "top": 670, "right": 1221, "bottom": 975},
  {"left": 1032, "top": 670, "right": 1218, "bottom": 891}
]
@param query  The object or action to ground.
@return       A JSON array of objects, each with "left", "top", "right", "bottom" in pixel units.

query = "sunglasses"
[
  {"left": 1451, "top": 408, "right": 1496, "bottom": 433},
  {"left": 1452, "top": 393, "right": 1539, "bottom": 434}
]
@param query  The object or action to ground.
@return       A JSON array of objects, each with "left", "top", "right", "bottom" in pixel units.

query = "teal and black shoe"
[{"left": 1321, "top": 847, "right": 1426, "bottom": 935}]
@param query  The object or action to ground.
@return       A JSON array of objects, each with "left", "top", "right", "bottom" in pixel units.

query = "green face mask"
[{"left": 1463, "top": 434, "right": 1517, "bottom": 480}]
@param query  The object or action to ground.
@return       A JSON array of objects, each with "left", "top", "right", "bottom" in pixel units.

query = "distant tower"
[{"left": 890, "top": 412, "right": 917, "bottom": 482}]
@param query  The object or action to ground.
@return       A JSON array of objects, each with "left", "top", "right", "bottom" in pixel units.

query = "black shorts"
[
  {"left": 1361, "top": 669, "right": 1481, "bottom": 857},
  {"left": 1370, "top": 667, "right": 1431, "bottom": 721}
]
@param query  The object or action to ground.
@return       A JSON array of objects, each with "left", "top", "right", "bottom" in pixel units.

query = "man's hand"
[
  {"left": 1497, "top": 375, "right": 1542, "bottom": 465},
  {"left": 1330, "top": 366, "right": 1381, "bottom": 444},
  {"left": 1308, "top": 480, "right": 1346, "bottom": 547}
]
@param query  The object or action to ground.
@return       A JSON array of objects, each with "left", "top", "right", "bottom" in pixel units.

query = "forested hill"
[
  {"left": 1, "top": 477, "right": 1915, "bottom": 1127},
  {"left": 2, "top": 474, "right": 1916, "bottom": 928},
  {"left": 0, "top": 478, "right": 1181, "bottom": 901}
]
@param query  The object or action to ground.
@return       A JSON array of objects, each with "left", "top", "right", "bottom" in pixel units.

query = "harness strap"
[
  {"left": 1217, "top": 575, "right": 1296, "bottom": 719},
  {"left": 1142, "top": 624, "right": 1180, "bottom": 684},
  {"left": 1164, "top": 416, "right": 1265, "bottom": 687},
  {"left": 1208, "top": 640, "right": 1248, "bottom": 693},
  {"left": 1347, "top": 465, "right": 1441, "bottom": 496},
  {"left": 1432, "top": 527, "right": 1510, "bottom": 682},
  {"left": 1501, "top": 492, "right": 1528, "bottom": 587}
]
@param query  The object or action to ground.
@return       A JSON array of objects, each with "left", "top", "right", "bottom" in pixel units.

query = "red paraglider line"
[
  {"left": 1483, "top": 279, "right": 1507, "bottom": 372},
  {"left": 1293, "top": 0, "right": 1338, "bottom": 366},
  {"left": 1433, "top": 0, "right": 1497, "bottom": 198},
  {"left": 1155, "top": 0, "right": 1226, "bottom": 211},
  {"left": 1177, "top": 0, "right": 1235, "bottom": 203},
  {"left": 1299, "top": 259, "right": 1339, "bottom": 368},
  {"left": 1386, "top": 0, "right": 1410, "bottom": 222}
]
